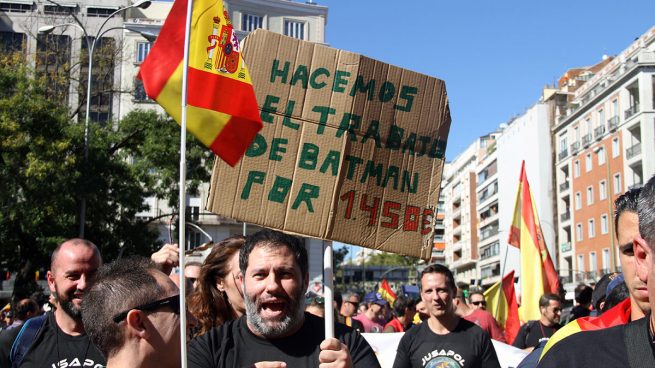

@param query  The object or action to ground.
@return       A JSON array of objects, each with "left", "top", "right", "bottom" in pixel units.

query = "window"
[
  {"left": 136, "top": 42, "right": 152, "bottom": 63},
  {"left": 576, "top": 223, "right": 583, "bottom": 241},
  {"left": 0, "top": 2, "right": 32, "bottom": 12},
  {"left": 601, "top": 214, "right": 609, "bottom": 234},
  {"left": 44, "top": 4, "right": 76, "bottom": 15},
  {"left": 587, "top": 186, "right": 594, "bottom": 205},
  {"left": 574, "top": 160, "right": 580, "bottom": 177},
  {"left": 612, "top": 99, "right": 619, "bottom": 118},
  {"left": 242, "top": 13, "right": 263, "bottom": 32},
  {"left": 599, "top": 180, "right": 607, "bottom": 200},
  {"left": 87, "top": 7, "right": 116, "bottom": 17},
  {"left": 598, "top": 109, "right": 605, "bottom": 127},
  {"left": 284, "top": 20, "right": 305, "bottom": 40},
  {"left": 577, "top": 254, "right": 585, "bottom": 273},
  {"left": 588, "top": 219, "right": 595, "bottom": 238},
  {"left": 0, "top": 31, "right": 26, "bottom": 53},
  {"left": 585, "top": 153, "right": 592, "bottom": 172},
  {"left": 559, "top": 135, "right": 567, "bottom": 153},
  {"left": 590, "top": 252, "right": 597, "bottom": 273},
  {"left": 575, "top": 192, "right": 582, "bottom": 210},
  {"left": 613, "top": 173, "right": 622, "bottom": 194},
  {"left": 133, "top": 79, "right": 149, "bottom": 101},
  {"left": 612, "top": 137, "right": 620, "bottom": 157},
  {"left": 602, "top": 249, "right": 610, "bottom": 270},
  {"left": 597, "top": 147, "right": 606, "bottom": 165}
]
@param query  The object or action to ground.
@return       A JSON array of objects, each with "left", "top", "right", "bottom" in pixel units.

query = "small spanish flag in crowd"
[
  {"left": 138, "top": 0, "right": 262, "bottom": 166},
  {"left": 378, "top": 279, "right": 397, "bottom": 305},
  {"left": 484, "top": 271, "right": 520, "bottom": 344}
]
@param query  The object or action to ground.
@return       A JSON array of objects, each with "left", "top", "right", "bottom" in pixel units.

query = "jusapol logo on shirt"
[
  {"left": 49, "top": 358, "right": 104, "bottom": 368},
  {"left": 422, "top": 349, "right": 465, "bottom": 367}
]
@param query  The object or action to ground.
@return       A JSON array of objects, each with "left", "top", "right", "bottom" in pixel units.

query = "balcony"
[
  {"left": 581, "top": 134, "right": 592, "bottom": 147},
  {"left": 570, "top": 141, "right": 581, "bottom": 155},
  {"left": 479, "top": 227, "right": 499, "bottom": 241},
  {"left": 560, "top": 242, "right": 572, "bottom": 252},
  {"left": 625, "top": 104, "right": 640, "bottom": 120},
  {"left": 558, "top": 148, "right": 568, "bottom": 161},
  {"left": 626, "top": 143, "right": 641, "bottom": 159},
  {"left": 594, "top": 125, "right": 605, "bottom": 140},
  {"left": 608, "top": 116, "right": 619, "bottom": 131},
  {"left": 560, "top": 211, "right": 570, "bottom": 222},
  {"left": 559, "top": 181, "right": 570, "bottom": 192}
]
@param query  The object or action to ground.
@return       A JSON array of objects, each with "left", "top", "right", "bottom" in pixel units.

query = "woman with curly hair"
[{"left": 188, "top": 235, "right": 245, "bottom": 337}]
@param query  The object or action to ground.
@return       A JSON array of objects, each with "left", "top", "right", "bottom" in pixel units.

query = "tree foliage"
[
  {"left": 0, "top": 54, "right": 213, "bottom": 301},
  {"left": 366, "top": 251, "right": 418, "bottom": 266}
]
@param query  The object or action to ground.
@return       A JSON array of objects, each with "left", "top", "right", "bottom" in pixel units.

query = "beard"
[
  {"left": 53, "top": 286, "right": 82, "bottom": 320},
  {"left": 244, "top": 283, "right": 306, "bottom": 338}
]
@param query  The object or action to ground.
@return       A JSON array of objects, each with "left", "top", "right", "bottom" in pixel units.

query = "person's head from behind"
[
  {"left": 635, "top": 176, "right": 655, "bottom": 314},
  {"left": 47, "top": 238, "right": 102, "bottom": 321},
  {"left": 14, "top": 298, "right": 39, "bottom": 321},
  {"left": 240, "top": 229, "right": 308, "bottom": 338},
  {"left": 574, "top": 284, "right": 593, "bottom": 306},
  {"left": 82, "top": 257, "right": 180, "bottom": 367},
  {"left": 188, "top": 236, "right": 245, "bottom": 336},
  {"left": 392, "top": 295, "right": 416, "bottom": 322},
  {"left": 601, "top": 276, "right": 630, "bottom": 313},
  {"left": 419, "top": 264, "right": 457, "bottom": 319},
  {"left": 539, "top": 293, "right": 562, "bottom": 326},
  {"left": 305, "top": 293, "right": 325, "bottom": 318},
  {"left": 415, "top": 300, "right": 429, "bottom": 321},
  {"left": 340, "top": 291, "right": 360, "bottom": 317},
  {"left": 614, "top": 187, "right": 649, "bottom": 314},
  {"left": 469, "top": 291, "right": 487, "bottom": 310}
]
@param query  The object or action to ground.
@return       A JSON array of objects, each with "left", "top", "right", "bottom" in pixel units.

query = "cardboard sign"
[{"left": 207, "top": 30, "right": 451, "bottom": 260}]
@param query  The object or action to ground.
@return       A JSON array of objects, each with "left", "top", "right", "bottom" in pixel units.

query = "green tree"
[
  {"left": 367, "top": 251, "right": 418, "bottom": 266},
  {"left": 0, "top": 54, "right": 213, "bottom": 301}
]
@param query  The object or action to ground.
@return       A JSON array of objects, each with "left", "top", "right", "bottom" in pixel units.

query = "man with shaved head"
[{"left": 1, "top": 239, "right": 107, "bottom": 367}]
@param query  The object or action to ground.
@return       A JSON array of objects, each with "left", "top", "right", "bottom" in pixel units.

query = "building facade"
[{"left": 551, "top": 26, "right": 655, "bottom": 287}]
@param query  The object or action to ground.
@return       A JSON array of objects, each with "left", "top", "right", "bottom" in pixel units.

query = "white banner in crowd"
[{"left": 362, "top": 332, "right": 528, "bottom": 368}]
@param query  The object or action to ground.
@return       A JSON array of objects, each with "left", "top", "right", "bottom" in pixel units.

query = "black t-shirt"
[
  {"left": 16, "top": 312, "right": 105, "bottom": 368},
  {"left": 537, "top": 317, "right": 649, "bottom": 367},
  {"left": 568, "top": 305, "right": 591, "bottom": 322},
  {"left": 512, "top": 320, "right": 559, "bottom": 349},
  {"left": 392, "top": 318, "right": 500, "bottom": 368},
  {"left": 187, "top": 312, "right": 380, "bottom": 368}
]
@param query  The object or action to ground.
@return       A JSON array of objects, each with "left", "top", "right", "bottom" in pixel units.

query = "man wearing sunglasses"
[
  {"left": 188, "top": 228, "right": 380, "bottom": 367},
  {"left": 82, "top": 257, "right": 181, "bottom": 368},
  {"left": 469, "top": 291, "right": 487, "bottom": 310}
]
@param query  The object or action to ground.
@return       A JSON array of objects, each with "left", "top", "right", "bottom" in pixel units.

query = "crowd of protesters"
[{"left": 0, "top": 177, "right": 654, "bottom": 367}]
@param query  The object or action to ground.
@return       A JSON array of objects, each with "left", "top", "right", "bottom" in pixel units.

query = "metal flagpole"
[
  {"left": 178, "top": 0, "right": 194, "bottom": 366},
  {"left": 494, "top": 242, "right": 510, "bottom": 321},
  {"left": 323, "top": 240, "right": 334, "bottom": 339}
]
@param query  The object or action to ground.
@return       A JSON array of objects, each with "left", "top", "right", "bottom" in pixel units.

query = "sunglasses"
[
  {"left": 112, "top": 294, "right": 180, "bottom": 323},
  {"left": 471, "top": 301, "right": 487, "bottom": 306},
  {"left": 344, "top": 300, "right": 358, "bottom": 306}
]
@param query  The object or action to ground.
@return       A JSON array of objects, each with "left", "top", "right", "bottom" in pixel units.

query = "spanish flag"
[
  {"left": 484, "top": 271, "right": 520, "bottom": 344},
  {"left": 378, "top": 279, "right": 397, "bottom": 305},
  {"left": 138, "top": 0, "right": 262, "bottom": 166},
  {"left": 540, "top": 297, "right": 631, "bottom": 360},
  {"left": 508, "top": 161, "right": 560, "bottom": 322}
]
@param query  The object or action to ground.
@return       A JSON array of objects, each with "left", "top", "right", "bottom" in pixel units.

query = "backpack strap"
[
  {"left": 9, "top": 314, "right": 47, "bottom": 368},
  {"left": 624, "top": 317, "right": 655, "bottom": 368}
]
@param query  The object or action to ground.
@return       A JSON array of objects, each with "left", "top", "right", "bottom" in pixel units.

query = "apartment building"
[
  {"left": 551, "top": 26, "right": 655, "bottom": 286},
  {"left": 443, "top": 135, "right": 498, "bottom": 284},
  {"left": 476, "top": 146, "right": 500, "bottom": 287},
  {"left": 431, "top": 183, "right": 447, "bottom": 265}
]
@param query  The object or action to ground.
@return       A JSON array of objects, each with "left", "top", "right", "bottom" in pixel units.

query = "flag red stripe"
[
  {"left": 137, "top": 0, "right": 186, "bottom": 98},
  {"left": 187, "top": 68, "right": 261, "bottom": 122},
  {"left": 501, "top": 271, "right": 520, "bottom": 345},
  {"left": 519, "top": 163, "right": 541, "bottom": 248},
  {"left": 210, "top": 115, "right": 262, "bottom": 166}
]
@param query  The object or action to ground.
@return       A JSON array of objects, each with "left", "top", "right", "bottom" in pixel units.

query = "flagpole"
[
  {"left": 323, "top": 240, "right": 334, "bottom": 339},
  {"left": 178, "top": 0, "right": 194, "bottom": 366},
  {"left": 494, "top": 242, "right": 510, "bottom": 321}
]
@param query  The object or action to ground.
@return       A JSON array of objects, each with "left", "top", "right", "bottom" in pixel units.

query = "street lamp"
[
  {"left": 595, "top": 145, "right": 615, "bottom": 272},
  {"left": 39, "top": 0, "right": 152, "bottom": 237}
]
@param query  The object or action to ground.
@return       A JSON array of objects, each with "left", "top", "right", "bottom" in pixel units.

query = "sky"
[
  {"left": 317, "top": 0, "right": 655, "bottom": 160},
  {"left": 318, "top": 0, "right": 655, "bottom": 257}
]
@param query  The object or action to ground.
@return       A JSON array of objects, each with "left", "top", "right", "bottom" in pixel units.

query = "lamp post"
[
  {"left": 39, "top": 0, "right": 152, "bottom": 237},
  {"left": 595, "top": 145, "right": 616, "bottom": 272}
]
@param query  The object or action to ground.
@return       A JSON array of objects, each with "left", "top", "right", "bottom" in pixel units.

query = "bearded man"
[{"left": 188, "top": 229, "right": 380, "bottom": 368}]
